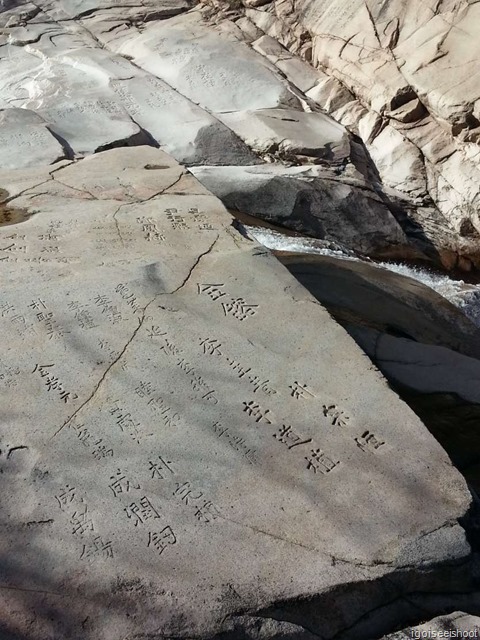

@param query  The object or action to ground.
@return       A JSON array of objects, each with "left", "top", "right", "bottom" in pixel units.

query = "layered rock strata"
[
  {"left": 2, "top": 0, "right": 479, "bottom": 269},
  {"left": 200, "top": 0, "right": 480, "bottom": 270}
]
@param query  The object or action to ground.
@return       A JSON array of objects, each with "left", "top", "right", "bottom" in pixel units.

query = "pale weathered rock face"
[
  {"left": 2, "top": 0, "right": 473, "bottom": 268},
  {"left": 224, "top": 0, "right": 480, "bottom": 269},
  {"left": 218, "top": 108, "right": 350, "bottom": 160},
  {"left": 0, "top": 145, "right": 473, "bottom": 640},
  {"left": 0, "top": 8, "right": 259, "bottom": 164},
  {"left": 0, "top": 108, "right": 67, "bottom": 169},
  {"left": 348, "top": 325, "right": 480, "bottom": 407}
]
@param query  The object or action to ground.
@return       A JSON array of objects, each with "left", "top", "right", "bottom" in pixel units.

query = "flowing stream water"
[{"left": 238, "top": 219, "right": 480, "bottom": 329}]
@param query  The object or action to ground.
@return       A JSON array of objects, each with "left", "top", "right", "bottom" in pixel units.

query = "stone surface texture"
[
  {"left": 1, "top": 1, "right": 480, "bottom": 638},
  {"left": 0, "top": 0, "right": 479, "bottom": 269},
  {"left": 257, "top": 239, "right": 480, "bottom": 518},
  {"left": 199, "top": 0, "right": 480, "bottom": 270},
  {"left": 0, "top": 145, "right": 474, "bottom": 640},
  {"left": 190, "top": 164, "right": 411, "bottom": 257},
  {"left": 0, "top": 108, "right": 67, "bottom": 169}
]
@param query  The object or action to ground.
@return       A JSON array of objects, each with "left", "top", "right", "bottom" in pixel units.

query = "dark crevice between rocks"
[
  {"left": 388, "top": 86, "right": 420, "bottom": 112},
  {"left": 126, "top": 5, "right": 195, "bottom": 28},
  {"left": 45, "top": 127, "right": 75, "bottom": 161},
  {"left": 73, "top": 3, "right": 192, "bottom": 21},
  {"left": 0, "top": 188, "right": 31, "bottom": 227},
  {"left": 128, "top": 118, "right": 161, "bottom": 150},
  {"left": 94, "top": 126, "right": 157, "bottom": 154},
  {"left": 46, "top": 113, "right": 159, "bottom": 158}
]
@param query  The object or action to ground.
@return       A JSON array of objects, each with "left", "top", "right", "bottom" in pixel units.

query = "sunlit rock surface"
[
  {"left": 3, "top": 0, "right": 477, "bottom": 266},
  {"left": 221, "top": 0, "right": 480, "bottom": 269},
  {"left": 1, "top": 1, "right": 480, "bottom": 637},
  {"left": 0, "top": 145, "right": 473, "bottom": 640}
]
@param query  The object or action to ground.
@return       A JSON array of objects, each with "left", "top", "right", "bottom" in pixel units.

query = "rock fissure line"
[
  {"left": 48, "top": 235, "right": 219, "bottom": 441},
  {"left": 49, "top": 299, "right": 155, "bottom": 440},
  {"left": 168, "top": 234, "right": 220, "bottom": 295},
  {"left": 112, "top": 205, "right": 127, "bottom": 247},
  {"left": 51, "top": 176, "right": 97, "bottom": 200},
  {"left": 1, "top": 179, "right": 53, "bottom": 205},
  {"left": 216, "top": 513, "right": 331, "bottom": 554},
  {"left": 111, "top": 171, "right": 187, "bottom": 243}
]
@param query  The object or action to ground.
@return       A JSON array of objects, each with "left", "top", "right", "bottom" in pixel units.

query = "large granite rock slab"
[
  {"left": 190, "top": 163, "right": 411, "bottom": 256},
  {"left": 0, "top": 19, "right": 258, "bottom": 165},
  {"left": 252, "top": 34, "right": 321, "bottom": 93},
  {"left": 40, "top": 97, "right": 150, "bottom": 156},
  {"left": 109, "top": 12, "right": 301, "bottom": 113},
  {"left": 0, "top": 146, "right": 473, "bottom": 640},
  {"left": 218, "top": 108, "right": 350, "bottom": 160},
  {"left": 0, "top": 43, "right": 151, "bottom": 156},
  {"left": 109, "top": 75, "right": 260, "bottom": 166},
  {"left": 0, "top": 108, "right": 67, "bottom": 169}
]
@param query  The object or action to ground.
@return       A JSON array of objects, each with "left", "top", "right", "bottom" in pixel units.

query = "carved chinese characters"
[{"left": 0, "top": 147, "right": 471, "bottom": 640}]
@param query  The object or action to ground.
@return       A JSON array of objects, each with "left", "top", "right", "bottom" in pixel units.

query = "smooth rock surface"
[
  {"left": 277, "top": 254, "right": 480, "bottom": 358},
  {"left": 110, "top": 12, "right": 301, "bottom": 114},
  {"left": 190, "top": 164, "right": 412, "bottom": 256},
  {"left": 3, "top": 0, "right": 475, "bottom": 266},
  {"left": 0, "top": 108, "right": 67, "bottom": 169},
  {"left": 348, "top": 326, "right": 480, "bottom": 406},
  {"left": 251, "top": 34, "right": 321, "bottom": 93},
  {"left": 0, "top": 146, "right": 472, "bottom": 640},
  {"left": 40, "top": 97, "right": 150, "bottom": 156},
  {"left": 218, "top": 108, "right": 350, "bottom": 160},
  {"left": 109, "top": 75, "right": 260, "bottom": 166}
]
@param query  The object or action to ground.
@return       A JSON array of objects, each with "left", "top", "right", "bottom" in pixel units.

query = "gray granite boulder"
[
  {"left": 190, "top": 164, "right": 410, "bottom": 256},
  {"left": 277, "top": 254, "right": 480, "bottom": 358},
  {"left": 218, "top": 108, "right": 350, "bottom": 160},
  {"left": 0, "top": 108, "right": 67, "bottom": 169},
  {"left": 348, "top": 326, "right": 480, "bottom": 406},
  {"left": 109, "top": 75, "right": 260, "bottom": 166},
  {"left": 0, "top": 145, "right": 473, "bottom": 640}
]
